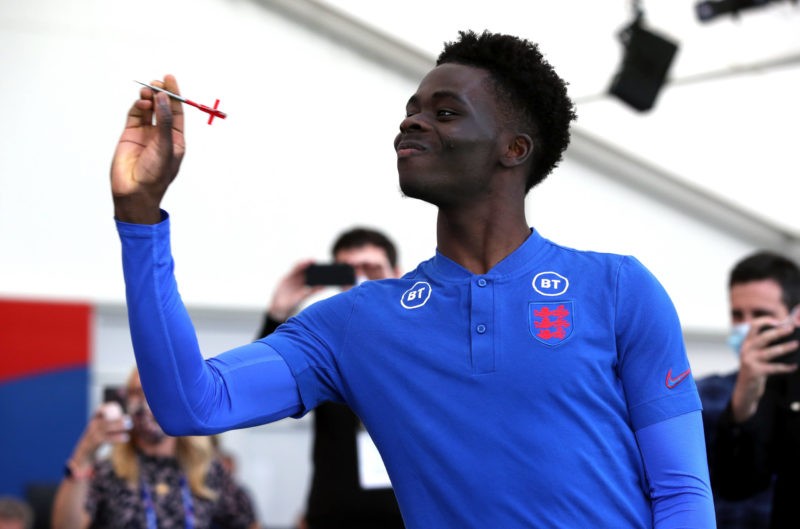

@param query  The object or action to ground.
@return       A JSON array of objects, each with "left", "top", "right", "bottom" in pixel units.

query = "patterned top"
[{"left": 86, "top": 453, "right": 257, "bottom": 529}]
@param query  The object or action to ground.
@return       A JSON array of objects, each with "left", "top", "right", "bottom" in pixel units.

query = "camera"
[{"left": 304, "top": 263, "right": 356, "bottom": 286}]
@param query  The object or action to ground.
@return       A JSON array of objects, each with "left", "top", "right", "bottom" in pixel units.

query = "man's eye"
[{"left": 437, "top": 109, "right": 456, "bottom": 117}]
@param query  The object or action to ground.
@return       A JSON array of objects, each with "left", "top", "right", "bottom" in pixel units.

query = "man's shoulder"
[{"left": 536, "top": 235, "right": 656, "bottom": 286}]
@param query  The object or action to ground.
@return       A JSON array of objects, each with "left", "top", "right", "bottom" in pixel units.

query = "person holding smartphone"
[
  {"left": 256, "top": 227, "right": 404, "bottom": 529},
  {"left": 709, "top": 252, "right": 800, "bottom": 528},
  {"left": 51, "top": 369, "right": 259, "bottom": 529}
]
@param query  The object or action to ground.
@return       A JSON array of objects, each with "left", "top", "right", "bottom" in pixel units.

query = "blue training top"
[{"left": 117, "top": 213, "right": 715, "bottom": 529}]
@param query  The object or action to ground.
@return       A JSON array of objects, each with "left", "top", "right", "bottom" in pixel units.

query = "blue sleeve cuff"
[{"left": 637, "top": 411, "right": 716, "bottom": 527}]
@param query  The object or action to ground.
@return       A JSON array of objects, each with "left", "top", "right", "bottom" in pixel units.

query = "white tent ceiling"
[
  {"left": 263, "top": 0, "right": 800, "bottom": 252},
  {"left": 0, "top": 0, "right": 797, "bottom": 332}
]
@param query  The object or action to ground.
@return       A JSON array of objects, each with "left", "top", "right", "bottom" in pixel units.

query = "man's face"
[
  {"left": 394, "top": 63, "right": 508, "bottom": 207},
  {"left": 334, "top": 244, "right": 398, "bottom": 289},
  {"left": 729, "top": 279, "right": 788, "bottom": 325}
]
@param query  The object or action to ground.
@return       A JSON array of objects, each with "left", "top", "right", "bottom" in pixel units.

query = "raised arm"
[
  {"left": 111, "top": 76, "right": 302, "bottom": 435},
  {"left": 110, "top": 75, "right": 185, "bottom": 224}
]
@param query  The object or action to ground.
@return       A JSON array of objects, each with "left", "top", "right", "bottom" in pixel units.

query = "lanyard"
[{"left": 140, "top": 474, "right": 196, "bottom": 529}]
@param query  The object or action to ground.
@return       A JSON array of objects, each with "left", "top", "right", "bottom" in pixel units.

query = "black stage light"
[
  {"left": 608, "top": 16, "right": 679, "bottom": 112},
  {"left": 695, "top": 0, "right": 793, "bottom": 22}
]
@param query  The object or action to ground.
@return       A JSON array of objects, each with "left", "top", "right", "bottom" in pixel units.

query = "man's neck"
[{"left": 435, "top": 202, "right": 530, "bottom": 275}]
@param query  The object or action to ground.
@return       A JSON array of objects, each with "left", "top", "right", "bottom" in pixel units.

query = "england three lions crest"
[{"left": 529, "top": 301, "right": 573, "bottom": 346}]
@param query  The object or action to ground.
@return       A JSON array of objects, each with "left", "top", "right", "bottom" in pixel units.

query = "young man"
[
  {"left": 111, "top": 31, "right": 715, "bottom": 527},
  {"left": 708, "top": 252, "right": 800, "bottom": 528},
  {"left": 256, "top": 228, "right": 404, "bottom": 529}
]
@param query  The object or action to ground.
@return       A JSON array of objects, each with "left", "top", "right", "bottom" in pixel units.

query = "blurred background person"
[
  {"left": 256, "top": 227, "right": 405, "bottom": 529},
  {"left": 51, "top": 368, "right": 260, "bottom": 529},
  {"left": 698, "top": 251, "right": 800, "bottom": 527},
  {"left": 208, "top": 435, "right": 261, "bottom": 529},
  {"left": 0, "top": 496, "right": 33, "bottom": 529}
]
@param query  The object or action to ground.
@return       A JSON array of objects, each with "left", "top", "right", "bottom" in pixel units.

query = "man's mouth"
[{"left": 396, "top": 140, "right": 427, "bottom": 158}]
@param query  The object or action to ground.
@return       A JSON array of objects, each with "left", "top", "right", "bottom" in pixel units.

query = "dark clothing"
[
  {"left": 257, "top": 315, "right": 404, "bottom": 529},
  {"left": 86, "top": 453, "right": 256, "bottom": 529},
  {"left": 698, "top": 372, "right": 773, "bottom": 528},
  {"left": 711, "top": 371, "right": 800, "bottom": 528}
]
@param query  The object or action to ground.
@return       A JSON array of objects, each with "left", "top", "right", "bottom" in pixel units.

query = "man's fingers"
[
  {"left": 764, "top": 339, "right": 800, "bottom": 360},
  {"left": 292, "top": 260, "right": 316, "bottom": 275},
  {"left": 123, "top": 98, "right": 151, "bottom": 130},
  {"left": 163, "top": 74, "right": 185, "bottom": 134},
  {"left": 153, "top": 92, "right": 175, "bottom": 155},
  {"left": 762, "top": 361, "right": 798, "bottom": 376},
  {"left": 163, "top": 74, "right": 180, "bottom": 96}
]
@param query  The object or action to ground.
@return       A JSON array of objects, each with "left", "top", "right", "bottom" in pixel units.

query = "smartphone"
[
  {"left": 102, "top": 385, "right": 133, "bottom": 433},
  {"left": 305, "top": 263, "right": 356, "bottom": 286},
  {"left": 103, "top": 385, "right": 127, "bottom": 413},
  {"left": 761, "top": 325, "right": 800, "bottom": 364}
]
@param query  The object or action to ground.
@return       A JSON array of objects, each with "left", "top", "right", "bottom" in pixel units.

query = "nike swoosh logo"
[{"left": 665, "top": 368, "right": 691, "bottom": 389}]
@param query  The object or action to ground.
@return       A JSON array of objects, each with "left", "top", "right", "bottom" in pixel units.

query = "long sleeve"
[
  {"left": 116, "top": 213, "right": 302, "bottom": 435},
  {"left": 636, "top": 411, "right": 716, "bottom": 528}
]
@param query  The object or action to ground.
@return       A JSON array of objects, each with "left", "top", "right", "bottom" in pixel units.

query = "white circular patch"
[
  {"left": 532, "top": 271, "right": 569, "bottom": 296},
  {"left": 401, "top": 281, "right": 432, "bottom": 309}
]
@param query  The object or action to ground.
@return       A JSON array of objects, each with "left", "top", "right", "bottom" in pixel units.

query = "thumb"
[{"left": 153, "top": 92, "right": 175, "bottom": 158}]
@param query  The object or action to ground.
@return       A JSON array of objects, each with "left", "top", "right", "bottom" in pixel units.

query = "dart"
[{"left": 135, "top": 80, "right": 227, "bottom": 125}]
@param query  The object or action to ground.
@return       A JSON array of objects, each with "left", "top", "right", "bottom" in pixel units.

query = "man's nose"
[{"left": 398, "top": 112, "right": 427, "bottom": 133}]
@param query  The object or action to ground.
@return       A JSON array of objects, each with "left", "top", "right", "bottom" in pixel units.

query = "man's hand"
[
  {"left": 267, "top": 260, "right": 324, "bottom": 322},
  {"left": 111, "top": 75, "right": 185, "bottom": 224},
  {"left": 731, "top": 316, "right": 798, "bottom": 422}
]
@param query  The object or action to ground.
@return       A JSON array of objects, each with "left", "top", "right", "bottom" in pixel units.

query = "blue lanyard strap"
[
  {"left": 140, "top": 475, "right": 196, "bottom": 529},
  {"left": 180, "top": 476, "right": 196, "bottom": 529}
]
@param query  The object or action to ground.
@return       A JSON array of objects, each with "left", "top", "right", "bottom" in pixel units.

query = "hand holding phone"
[
  {"left": 760, "top": 325, "right": 800, "bottom": 364},
  {"left": 101, "top": 385, "right": 132, "bottom": 439}
]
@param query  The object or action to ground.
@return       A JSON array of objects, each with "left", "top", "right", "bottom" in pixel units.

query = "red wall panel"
[{"left": 0, "top": 299, "right": 91, "bottom": 382}]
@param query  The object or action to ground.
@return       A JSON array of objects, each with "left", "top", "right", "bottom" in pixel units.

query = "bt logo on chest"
[
  {"left": 532, "top": 271, "right": 569, "bottom": 296},
  {"left": 401, "top": 281, "right": 432, "bottom": 309}
]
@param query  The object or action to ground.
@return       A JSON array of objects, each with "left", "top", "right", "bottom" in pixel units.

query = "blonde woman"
[{"left": 52, "top": 369, "right": 259, "bottom": 529}]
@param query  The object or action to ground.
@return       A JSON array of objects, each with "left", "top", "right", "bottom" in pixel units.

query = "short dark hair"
[
  {"left": 437, "top": 30, "right": 577, "bottom": 193},
  {"left": 729, "top": 251, "right": 800, "bottom": 310},
  {"left": 331, "top": 227, "right": 398, "bottom": 268}
]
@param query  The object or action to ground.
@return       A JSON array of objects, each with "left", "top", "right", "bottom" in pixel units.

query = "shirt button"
[
  {"left": 477, "top": 278, "right": 487, "bottom": 287},
  {"left": 476, "top": 324, "right": 487, "bottom": 334}
]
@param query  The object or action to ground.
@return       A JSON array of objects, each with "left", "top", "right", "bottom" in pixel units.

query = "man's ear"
[{"left": 500, "top": 133, "right": 533, "bottom": 168}]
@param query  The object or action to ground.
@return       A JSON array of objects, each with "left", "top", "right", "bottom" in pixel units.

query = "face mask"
[{"left": 727, "top": 322, "right": 751, "bottom": 356}]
